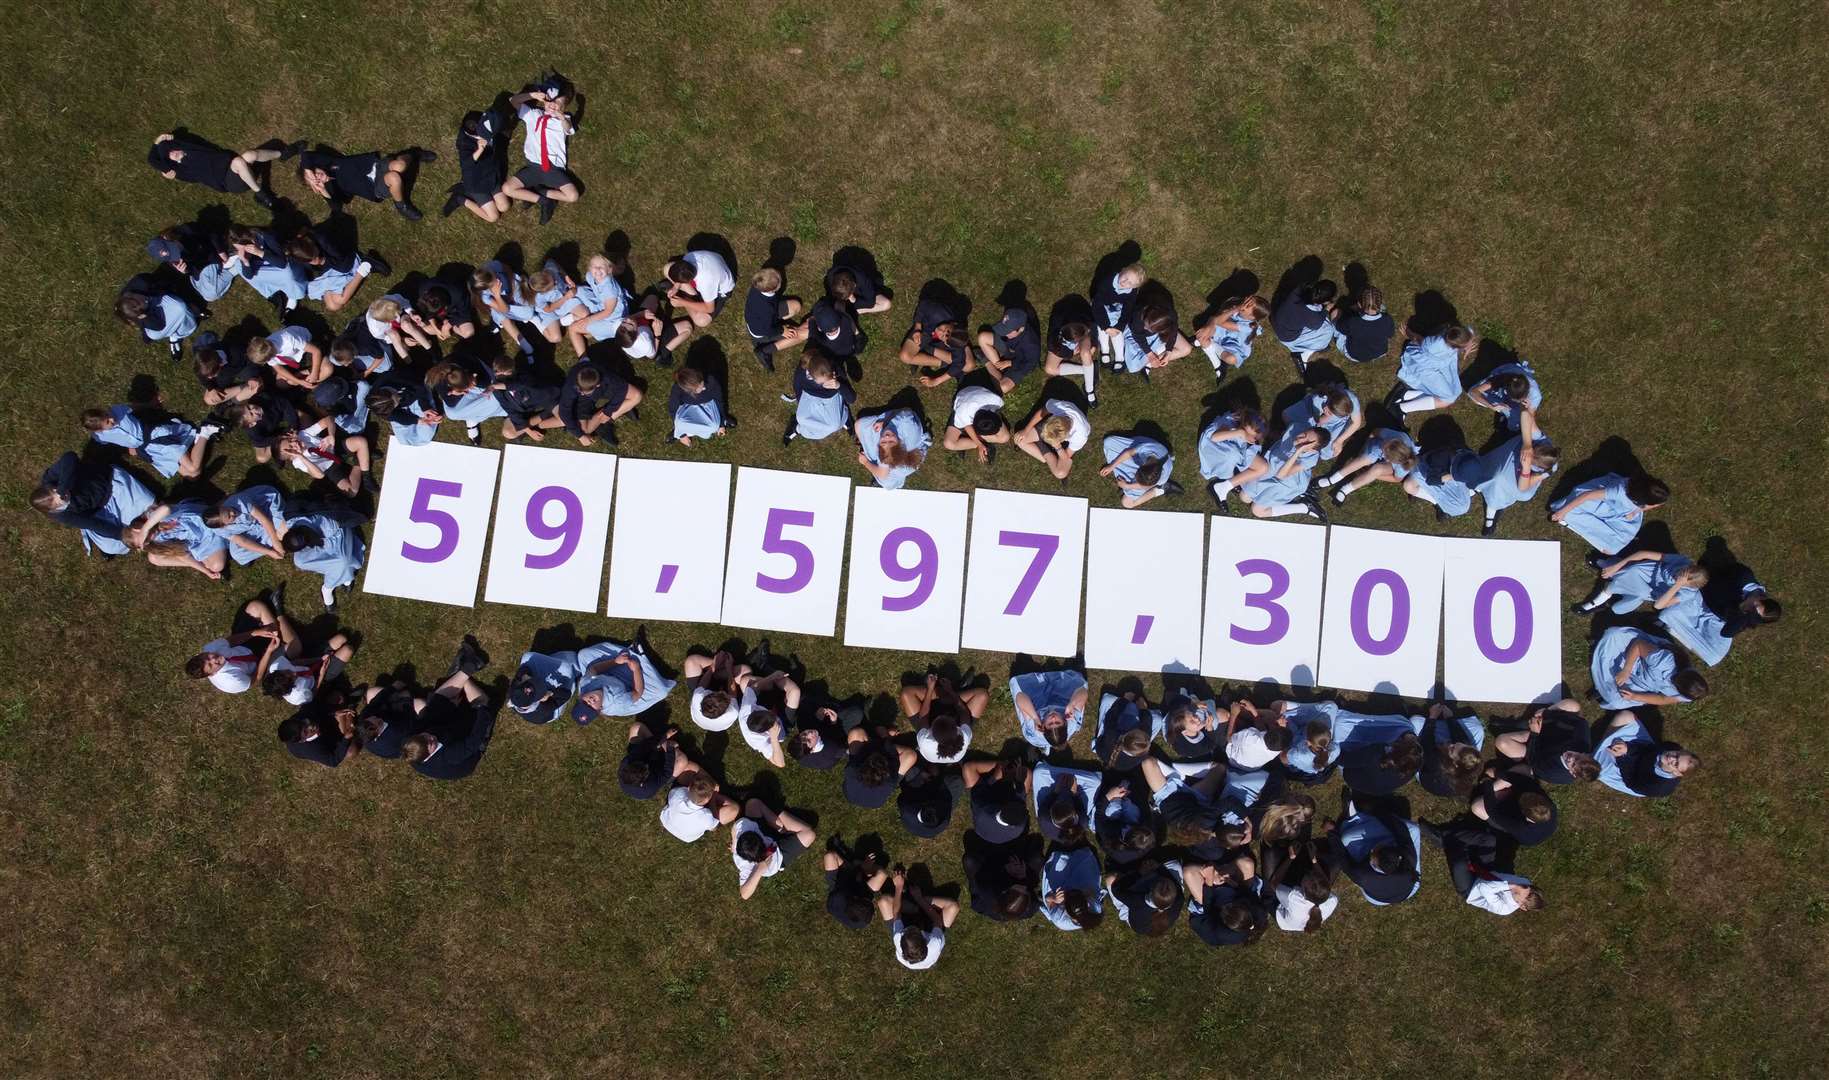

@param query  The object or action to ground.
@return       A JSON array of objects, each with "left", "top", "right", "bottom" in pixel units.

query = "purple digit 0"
[
  {"left": 998, "top": 530, "right": 1059, "bottom": 616},
  {"left": 880, "top": 527, "right": 938, "bottom": 612},
  {"left": 1473, "top": 576, "right": 1533, "bottom": 663},
  {"left": 523, "top": 485, "right": 583, "bottom": 570},
  {"left": 1349, "top": 568, "right": 1410, "bottom": 656},
  {"left": 1230, "top": 558, "right": 1291, "bottom": 646},
  {"left": 756, "top": 508, "right": 816, "bottom": 594},
  {"left": 401, "top": 477, "right": 463, "bottom": 563}
]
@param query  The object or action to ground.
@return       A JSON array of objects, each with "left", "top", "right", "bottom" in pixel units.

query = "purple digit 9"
[
  {"left": 756, "top": 507, "right": 816, "bottom": 594},
  {"left": 523, "top": 485, "right": 583, "bottom": 570},
  {"left": 880, "top": 527, "right": 938, "bottom": 611},
  {"left": 1230, "top": 558, "right": 1291, "bottom": 646},
  {"left": 1473, "top": 576, "right": 1533, "bottom": 663},
  {"left": 401, "top": 477, "right": 463, "bottom": 564},
  {"left": 1349, "top": 568, "right": 1410, "bottom": 656}
]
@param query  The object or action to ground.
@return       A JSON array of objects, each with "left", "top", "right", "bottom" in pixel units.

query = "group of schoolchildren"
[{"left": 34, "top": 76, "right": 1786, "bottom": 969}]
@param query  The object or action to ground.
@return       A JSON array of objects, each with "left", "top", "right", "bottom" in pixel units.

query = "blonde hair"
[
  {"left": 526, "top": 269, "right": 558, "bottom": 294},
  {"left": 1383, "top": 438, "right": 1417, "bottom": 471},
  {"left": 752, "top": 267, "right": 783, "bottom": 293},
  {"left": 368, "top": 297, "right": 402, "bottom": 323},
  {"left": 245, "top": 337, "right": 276, "bottom": 363},
  {"left": 1039, "top": 415, "right": 1071, "bottom": 444},
  {"left": 1117, "top": 262, "right": 1146, "bottom": 288}
]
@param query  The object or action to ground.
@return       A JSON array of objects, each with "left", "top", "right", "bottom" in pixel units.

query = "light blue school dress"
[
  {"left": 672, "top": 397, "right": 725, "bottom": 440},
  {"left": 1338, "top": 813, "right": 1423, "bottom": 906},
  {"left": 855, "top": 409, "right": 930, "bottom": 490},
  {"left": 1364, "top": 428, "right": 1420, "bottom": 480},
  {"left": 481, "top": 260, "right": 537, "bottom": 327},
  {"left": 1213, "top": 314, "right": 1258, "bottom": 363},
  {"left": 1454, "top": 436, "right": 1553, "bottom": 514},
  {"left": 1432, "top": 711, "right": 1486, "bottom": 752},
  {"left": 388, "top": 395, "right": 439, "bottom": 447},
  {"left": 145, "top": 294, "right": 198, "bottom": 342},
  {"left": 528, "top": 260, "right": 571, "bottom": 331},
  {"left": 329, "top": 380, "right": 373, "bottom": 436},
  {"left": 1011, "top": 670, "right": 1089, "bottom": 750},
  {"left": 157, "top": 499, "right": 227, "bottom": 562},
  {"left": 1040, "top": 847, "right": 1104, "bottom": 931},
  {"left": 512, "top": 650, "right": 582, "bottom": 722},
  {"left": 1396, "top": 333, "right": 1465, "bottom": 402},
  {"left": 1278, "top": 304, "right": 1335, "bottom": 353},
  {"left": 1589, "top": 626, "right": 1688, "bottom": 711},
  {"left": 1551, "top": 474, "right": 1644, "bottom": 555},
  {"left": 1478, "top": 361, "right": 1543, "bottom": 432},
  {"left": 442, "top": 384, "right": 508, "bottom": 424},
  {"left": 213, "top": 485, "right": 290, "bottom": 565},
  {"left": 90, "top": 406, "right": 197, "bottom": 479},
  {"left": 1593, "top": 718, "right": 1665, "bottom": 797},
  {"left": 1282, "top": 701, "right": 1342, "bottom": 781},
  {"left": 1333, "top": 710, "right": 1426, "bottom": 755},
  {"left": 1031, "top": 761, "right": 1101, "bottom": 838},
  {"left": 796, "top": 389, "right": 851, "bottom": 442},
  {"left": 1657, "top": 588, "right": 1731, "bottom": 667},
  {"left": 1096, "top": 692, "right": 1162, "bottom": 755},
  {"left": 576, "top": 641, "right": 677, "bottom": 718},
  {"left": 1413, "top": 449, "right": 1474, "bottom": 517},
  {"left": 305, "top": 261, "right": 362, "bottom": 302},
  {"left": 241, "top": 253, "right": 309, "bottom": 306},
  {"left": 1281, "top": 390, "right": 1361, "bottom": 461},
  {"left": 66, "top": 468, "right": 157, "bottom": 556},
  {"left": 289, "top": 510, "right": 366, "bottom": 591},
  {"left": 1196, "top": 413, "right": 1261, "bottom": 481},
  {"left": 1101, "top": 435, "right": 1174, "bottom": 498},
  {"left": 1119, "top": 326, "right": 1166, "bottom": 373},
  {"left": 1600, "top": 554, "right": 1692, "bottom": 614},
  {"left": 1222, "top": 766, "right": 1274, "bottom": 809},
  {"left": 565, "top": 275, "right": 631, "bottom": 340},
  {"left": 1241, "top": 428, "right": 1320, "bottom": 506},
  {"left": 191, "top": 258, "right": 240, "bottom": 302}
]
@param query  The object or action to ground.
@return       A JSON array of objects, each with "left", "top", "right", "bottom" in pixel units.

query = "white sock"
[
  {"left": 321, "top": 585, "right": 336, "bottom": 606},
  {"left": 1582, "top": 589, "right": 1614, "bottom": 611},
  {"left": 1398, "top": 393, "right": 1436, "bottom": 415},
  {"left": 1316, "top": 473, "right": 1339, "bottom": 489},
  {"left": 1266, "top": 503, "right": 1309, "bottom": 518},
  {"left": 1059, "top": 360, "right": 1096, "bottom": 399},
  {"left": 1211, "top": 479, "right": 1236, "bottom": 500},
  {"left": 1202, "top": 341, "right": 1225, "bottom": 372},
  {"left": 356, "top": 260, "right": 372, "bottom": 277},
  {"left": 466, "top": 424, "right": 481, "bottom": 439}
]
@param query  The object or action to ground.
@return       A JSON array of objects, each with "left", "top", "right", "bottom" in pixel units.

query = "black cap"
[
  {"left": 311, "top": 378, "right": 353, "bottom": 414},
  {"left": 993, "top": 307, "right": 1027, "bottom": 335},
  {"left": 147, "top": 237, "right": 184, "bottom": 264}
]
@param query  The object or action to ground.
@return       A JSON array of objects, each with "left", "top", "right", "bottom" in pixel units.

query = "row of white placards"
[{"left": 362, "top": 442, "right": 1563, "bottom": 703}]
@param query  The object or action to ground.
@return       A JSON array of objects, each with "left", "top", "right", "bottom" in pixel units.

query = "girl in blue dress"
[
  {"left": 427, "top": 358, "right": 509, "bottom": 446},
  {"left": 1388, "top": 324, "right": 1476, "bottom": 416},
  {"left": 853, "top": 408, "right": 929, "bottom": 490},
  {"left": 1403, "top": 447, "right": 1475, "bottom": 519},
  {"left": 572, "top": 639, "right": 678, "bottom": 722},
  {"left": 1039, "top": 844, "right": 1105, "bottom": 932},
  {"left": 1315, "top": 428, "right": 1418, "bottom": 507},
  {"left": 1280, "top": 386, "right": 1362, "bottom": 461},
  {"left": 669, "top": 368, "right": 729, "bottom": 447},
  {"left": 313, "top": 378, "right": 373, "bottom": 439},
  {"left": 133, "top": 500, "right": 229, "bottom": 580},
  {"left": 82, "top": 405, "right": 218, "bottom": 480},
  {"left": 1031, "top": 761, "right": 1101, "bottom": 843},
  {"left": 1099, "top": 434, "right": 1182, "bottom": 507},
  {"left": 32, "top": 453, "right": 158, "bottom": 557},
  {"left": 367, "top": 382, "right": 442, "bottom": 447},
  {"left": 524, "top": 260, "right": 578, "bottom": 345},
  {"left": 206, "top": 486, "right": 290, "bottom": 565},
  {"left": 1577, "top": 551, "right": 1705, "bottom": 615},
  {"left": 1468, "top": 360, "right": 1543, "bottom": 433},
  {"left": 470, "top": 261, "right": 537, "bottom": 358},
  {"left": 1196, "top": 410, "right": 1265, "bottom": 512},
  {"left": 1192, "top": 295, "right": 1269, "bottom": 380},
  {"left": 1234, "top": 427, "right": 1327, "bottom": 520},
  {"left": 226, "top": 226, "right": 308, "bottom": 313},
  {"left": 783, "top": 349, "right": 855, "bottom": 445},
  {"left": 562, "top": 254, "right": 632, "bottom": 358},
  {"left": 283, "top": 510, "right": 368, "bottom": 611},
  {"left": 1551, "top": 473, "right": 1668, "bottom": 564},
  {"left": 1452, "top": 413, "right": 1559, "bottom": 534},
  {"left": 1158, "top": 691, "right": 1222, "bottom": 761},
  {"left": 1592, "top": 712, "right": 1700, "bottom": 798},
  {"left": 1012, "top": 669, "right": 1089, "bottom": 751},
  {"left": 1271, "top": 281, "right": 1337, "bottom": 373},
  {"left": 115, "top": 287, "right": 199, "bottom": 358},
  {"left": 1588, "top": 626, "right": 1708, "bottom": 710},
  {"left": 1117, "top": 301, "right": 1191, "bottom": 375},
  {"left": 1419, "top": 704, "right": 1486, "bottom": 800},
  {"left": 1274, "top": 700, "right": 1341, "bottom": 784},
  {"left": 1090, "top": 261, "right": 1145, "bottom": 367},
  {"left": 1332, "top": 710, "right": 1426, "bottom": 796}
]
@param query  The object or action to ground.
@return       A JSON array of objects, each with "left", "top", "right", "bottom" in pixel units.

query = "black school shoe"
[
  {"left": 538, "top": 195, "right": 556, "bottom": 224},
  {"left": 444, "top": 635, "right": 491, "bottom": 681},
  {"left": 1206, "top": 482, "right": 1231, "bottom": 515},
  {"left": 440, "top": 185, "right": 467, "bottom": 217},
  {"left": 1585, "top": 552, "right": 1611, "bottom": 571},
  {"left": 253, "top": 189, "right": 278, "bottom": 210},
  {"left": 365, "top": 250, "right": 392, "bottom": 278},
  {"left": 1162, "top": 478, "right": 1185, "bottom": 497},
  {"left": 1481, "top": 509, "right": 1504, "bottom": 536},
  {"left": 394, "top": 200, "right": 423, "bottom": 222},
  {"left": 166, "top": 340, "right": 184, "bottom": 359},
  {"left": 1300, "top": 493, "right": 1330, "bottom": 523}
]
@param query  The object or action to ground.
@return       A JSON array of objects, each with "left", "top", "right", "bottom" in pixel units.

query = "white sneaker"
[
  {"left": 198, "top": 422, "right": 223, "bottom": 440},
  {"left": 356, "top": 260, "right": 372, "bottom": 277},
  {"left": 321, "top": 585, "right": 338, "bottom": 608}
]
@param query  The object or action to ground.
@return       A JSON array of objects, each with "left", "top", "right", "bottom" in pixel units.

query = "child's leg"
[
  {"left": 327, "top": 632, "right": 354, "bottom": 662},
  {"left": 941, "top": 427, "right": 976, "bottom": 452},
  {"left": 899, "top": 684, "right": 929, "bottom": 718},
  {"left": 347, "top": 434, "right": 371, "bottom": 473},
  {"left": 540, "top": 320, "right": 563, "bottom": 344},
  {"left": 960, "top": 686, "right": 989, "bottom": 718},
  {"left": 610, "top": 385, "right": 644, "bottom": 421},
  {"left": 502, "top": 177, "right": 540, "bottom": 205},
  {"left": 666, "top": 319, "right": 693, "bottom": 349},
  {"left": 324, "top": 269, "right": 367, "bottom": 312},
  {"left": 549, "top": 183, "right": 580, "bottom": 204},
  {"left": 775, "top": 808, "right": 816, "bottom": 846},
  {"left": 178, "top": 431, "right": 212, "bottom": 477}
]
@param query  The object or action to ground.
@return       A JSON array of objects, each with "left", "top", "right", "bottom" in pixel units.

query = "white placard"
[
  {"left": 842, "top": 488, "right": 969, "bottom": 652},
  {"left": 483, "top": 445, "right": 617, "bottom": 612},
  {"left": 1318, "top": 526, "right": 1446, "bottom": 697},
  {"left": 960, "top": 488, "right": 1089, "bottom": 658},
  {"left": 1083, "top": 509, "right": 1205, "bottom": 673},
  {"left": 364, "top": 441, "right": 501, "bottom": 607},
  {"left": 720, "top": 467, "right": 853, "bottom": 637},
  {"left": 1200, "top": 517, "right": 1328, "bottom": 686},
  {"left": 605, "top": 458, "right": 732, "bottom": 623},
  {"left": 1441, "top": 537, "right": 1563, "bottom": 704}
]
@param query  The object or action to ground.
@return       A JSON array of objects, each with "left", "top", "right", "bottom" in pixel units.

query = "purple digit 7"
[
  {"left": 1349, "top": 568, "right": 1410, "bottom": 656},
  {"left": 1473, "top": 576, "right": 1533, "bottom": 663},
  {"left": 523, "top": 485, "right": 583, "bottom": 570},
  {"left": 756, "top": 508, "right": 816, "bottom": 594},
  {"left": 401, "top": 477, "right": 463, "bottom": 563},
  {"left": 1230, "top": 558, "right": 1291, "bottom": 645},
  {"left": 998, "top": 530, "right": 1059, "bottom": 616},
  {"left": 880, "top": 527, "right": 938, "bottom": 611}
]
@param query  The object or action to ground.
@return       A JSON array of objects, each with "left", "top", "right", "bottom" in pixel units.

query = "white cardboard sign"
[
  {"left": 842, "top": 488, "right": 970, "bottom": 653},
  {"left": 604, "top": 458, "right": 731, "bottom": 623},
  {"left": 1318, "top": 526, "right": 1446, "bottom": 697},
  {"left": 364, "top": 441, "right": 501, "bottom": 607},
  {"left": 1083, "top": 508, "right": 1205, "bottom": 674},
  {"left": 720, "top": 467, "right": 853, "bottom": 637},
  {"left": 483, "top": 444, "right": 617, "bottom": 612},
  {"left": 1200, "top": 516, "right": 1328, "bottom": 687},
  {"left": 959, "top": 488, "right": 1089, "bottom": 658}
]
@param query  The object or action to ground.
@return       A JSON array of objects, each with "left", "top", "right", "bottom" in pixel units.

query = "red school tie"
[
  {"left": 538, "top": 115, "right": 551, "bottom": 170},
  {"left": 230, "top": 652, "right": 259, "bottom": 667}
]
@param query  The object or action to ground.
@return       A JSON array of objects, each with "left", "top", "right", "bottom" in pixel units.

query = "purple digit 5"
[
  {"left": 401, "top": 477, "right": 463, "bottom": 563},
  {"left": 1473, "top": 576, "right": 1533, "bottom": 663},
  {"left": 756, "top": 508, "right": 816, "bottom": 594},
  {"left": 523, "top": 485, "right": 583, "bottom": 570},
  {"left": 1349, "top": 568, "right": 1410, "bottom": 656},
  {"left": 880, "top": 527, "right": 938, "bottom": 611},
  {"left": 998, "top": 530, "right": 1059, "bottom": 616},
  {"left": 1230, "top": 558, "right": 1291, "bottom": 645}
]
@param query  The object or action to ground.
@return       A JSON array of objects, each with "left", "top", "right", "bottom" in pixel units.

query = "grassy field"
[{"left": 2, "top": 2, "right": 1826, "bottom": 1077}]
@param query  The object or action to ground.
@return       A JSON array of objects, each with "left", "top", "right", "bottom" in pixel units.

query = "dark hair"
[
  {"left": 1568, "top": 756, "right": 1602, "bottom": 783},
  {"left": 1382, "top": 732, "right": 1424, "bottom": 774},
  {"left": 1062, "top": 890, "right": 1102, "bottom": 930},
  {"left": 1049, "top": 796, "right": 1086, "bottom": 846},
  {"left": 1044, "top": 723, "right": 1070, "bottom": 749},
  {"left": 998, "top": 884, "right": 1033, "bottom": 919},
  {"left": 285, "top": 233, "right": 322, "bottom": 263},
  {"left": 665, "top": 258, "right": 696, "bottom": 285},
  {"left": 1494, "top": 373, "right": 1531, "bottom": 401},
  {"left": 1262, "top": 726, "right": 1292, "bottom": 752},
  {"left": 899, "top": 929, "right": 930, "bottom": 964},
  {"left": 745, "top": 709, "right": 777, "bottom": 735},
  {"left": 573, "top": 365, "right": 602, "bottom": 394},
  {"left": 930, "top": 715, "right": 965, "bottom": 759},
  {"left": 675, "top": 367, "right": 706, "bottom": 393},
  {"left": 1120, "top": 823, "right": 1157, "bottom": 854},
  {"left": 1519, "top": 792, "right": 1554, "bottom": 825},
  {"left": 617, "top": 757, "right": 652, "bottom": 790},
  {"left": 1753, "top": 596, "right": 1783, "bottom": 623},
  {"left": 261, "top": 669, "right": 298, "bottom": 699},
  {"left": 734, "top": 831, "right": 769, "bottom": 863},
  {"left": 1324, "top": 387, "right": 1355, "bottom": 416},
  {"left": 1626, "top": 474, "right": 1670, "bottom": 506},
  {"left": 282, "top": 525, "right": 323, "bottom": 553},
  {"left": 855, "top": 749, "right": 893, "bottom": 788},
  {"left": 700, "top": 690, "right": 732, "bottom": 720},
  {"left": 114, "top": 291, "right": 150, "bottom": 324},
  {"left": 803, "top": 349, "right": 836, "bottom": 382},
  {"left": 183, "top": 653, "right": 210, "bottom": 679},
  {"left": 971, "top": 409, "right": 1005, "bottom": 436},
  {"left": 1673, "top": 669, "right": 1710, "bottom": 700},
  {"left": 1133, "top": 459, "right": 1164, "bottom": 488},
  {"left": 356, "top": 715, "right": 387, "bottom": 744},
  {"left": 417, "top": 287, "right": 452, "bottom": 319},
  {"left": 1304, "top": 280, "right": 1337, "bottom": 305},
  {"left": 1369, "top": 843, "right": 1412, "bottom": 875},
  {"left": 842, "top": 893, "right": 873, "bottom": 925},
  {"left": 1221, "top": 902, "right": 1261, "bottom": 939},
  {"left": 276, "top": 714, "right": 312, "bottom": 743},
  {"left": 367, "top": 387, "right": 401, "bottom": 420},
  {"left": 828, "top": 268, "right": 857, "bottom": 299},
  {"left": 1304, "top": 717, "right": 1333, "bottom": 756},
  {"left": 1139, "top": 304, "right": 1176, "bottom": 336},
  {"left": 1442, "top": 742, "right": 1485, "bottom": 797}
]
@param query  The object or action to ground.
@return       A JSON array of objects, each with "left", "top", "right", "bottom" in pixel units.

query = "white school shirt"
[
  {"left": 268, "top": 655, "right": 316, "bottom": 705},
  {"left": 731, "top": 819, "right": 785, "bottom": 881},
  {"left": 950, "top": 386, "right": 1004, "bottom": 430},
  {"left": 1465, "top": 874, "right": 1530, "bottom": 916},
  {"left": 366, "top": 295, "right": 410, "bottom": 343},
  {"left": 1275, "top": 884, "right": 1337, "bottom": 931},
  {"left": 690, "top": 685, "right": 756, "bottom": 732},
  {"left": 203, "top": 639, "right": 258, "bottom": 693},
  {"left": 685, "top": 251, "right": 735, "bottom": 301},
  {"left": 1226, "top": 727, "right": 1279, "bottom": 770},
  {"left": 660, "top": 786, "right": 718, "bottom": 842},
  {"left": 267, "top": 326, "right": 312, "bottom": 366},
  {"left": 287, "top": 421, "right": 339, "bottom": 476},
  {"left": 1044, "top": 399, "right": 1091, "bottom": 451},
  {"left": 518, "top": 105, "right": 574, "bottom": 169},
  {"left": 741, "top": 713, "right": 784, "bottom": 758},
  {"left": 916, "top": 723, "right": 972, "bottom": 764},
  {"left": 623, "top": 324, "right": 657, "bottom": 359},
  {"left": 891, "top": 920, "right": 945, "bottom": 970}
]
